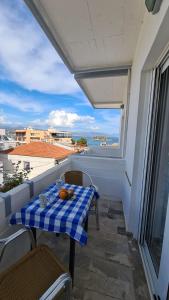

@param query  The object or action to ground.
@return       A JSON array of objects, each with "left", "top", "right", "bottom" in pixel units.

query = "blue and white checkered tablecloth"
[{"left": 10, "top": 183, "right": 99, "bottom": 246}]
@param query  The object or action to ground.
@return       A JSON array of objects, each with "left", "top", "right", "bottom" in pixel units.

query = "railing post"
[{"left": 0, "top": 192, "right": 11, "bottom": 217}]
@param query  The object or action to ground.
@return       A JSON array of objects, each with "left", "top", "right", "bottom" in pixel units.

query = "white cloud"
[
  {"left": 92, "top": 110, "right": 121, "bottom": 135},
  {"left": 0, "top": 92, "right": 44, "bottom": 113},
  {"left": 0, "top": 110, "right": 11, "bottom": 125},
  {"left": 90, "top": 126, "right": 100, "bottom": 131},
  {"left": 0, "top": 114, "right": 6, "bottom": 124},
  {"left": 0, "top": 1, "right": 79, "bottom": 94},
  {"left": 47, "top": 110, "right": 94, "bottom": 128},
  {"left": 31, "top": 110, "right": 95, "bottom": 128}
]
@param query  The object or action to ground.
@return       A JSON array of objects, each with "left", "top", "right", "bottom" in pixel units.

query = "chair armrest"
[
  {"left": 39, "top": 273, "right": 71, "bottom": 300},
  {"left": 90, "top": 184, "right": 99, "bottom": 193},
  {"left": 0, "top": 228, "right": 35, "bottom": 262}
]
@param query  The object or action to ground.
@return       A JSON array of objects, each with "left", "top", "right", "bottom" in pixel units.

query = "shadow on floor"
[{"left": 38, "top": 199, "right": 150, "bottom": 300}]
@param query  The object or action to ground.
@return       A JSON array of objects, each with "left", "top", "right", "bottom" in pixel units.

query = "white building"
[
  {"left": 0, "top": 142, "right": 74, "bottom": 180},
  {"left": 0, "top": 128, "right": 19, "bottom": 151}
]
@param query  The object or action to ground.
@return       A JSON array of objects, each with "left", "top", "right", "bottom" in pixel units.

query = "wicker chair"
[
  {"left": 0, "top": 228, "right": 71, "bottom": 300},
  {"left": 60, "top": 170, "right": 99, "bottom": 230}
]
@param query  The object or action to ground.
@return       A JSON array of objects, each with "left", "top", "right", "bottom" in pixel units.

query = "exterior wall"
[
  {"left": 16, "top": 129, "right": 48, "bottom": 143},
  {"left": 0, "top": 129, "right": 5, "bottom": 135},
  {"left": 0, "top": 141, "right": 19, "bottom": 151},
  {"left": 0, "top": 154, "right": 56, "bottom": 180},
  {"left": 84, "top": 145, "right": 121, "bottom": 158},
  {"left": 71, "top": 155, "right": 125, "bottom": 201},
  {"left": 124, "top": 1, "right": 169, "bottom": 233},
  {"left": 16, "top": 128, "right": 72, "bottom": 144},
  {"left": 0, "top": 158, "right": 71, "bottom": 271},
  {"left": 53, "top": 137, "right": 72, "bottom": 143}
]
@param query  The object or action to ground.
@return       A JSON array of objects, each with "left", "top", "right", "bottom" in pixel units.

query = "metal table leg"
[
  {"left": 84, "top": 216, "right": 88, "bottom": 232},
  {"left": 31, "top": 227, "right": 36, "bottom": 247},
  {"left": 69, "top": 237, "right": 75, "bottom": 286}
]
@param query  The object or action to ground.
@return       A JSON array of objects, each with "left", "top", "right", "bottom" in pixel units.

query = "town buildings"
[
  {"left": 0, "top": 142, "right": 74, "bottom": 180},
  {"left": 0, "top": 129, "right": 19, "bottom": 151},
  {"left": 15, "top": 128, "right": 72, "bottom": 145}
]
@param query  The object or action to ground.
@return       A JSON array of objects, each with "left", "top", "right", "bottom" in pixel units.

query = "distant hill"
[{"left": 72, "top": 131, "right": 118, "bottom": 137}]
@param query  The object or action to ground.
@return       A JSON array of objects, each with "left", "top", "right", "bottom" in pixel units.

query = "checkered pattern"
[{"left": 10, "top": 183, "right": 99, "bottom": 246}]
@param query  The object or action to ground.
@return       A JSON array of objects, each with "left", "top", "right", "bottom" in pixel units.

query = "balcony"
[
  {"left": 0, "top": 154, "right": 150, "bottom": 299},
  {"left": 39, "top": 198, "right": 149, "bottom": 300},
  {"left": 1, "top": 0, "right": 169, "bottom": 297}
]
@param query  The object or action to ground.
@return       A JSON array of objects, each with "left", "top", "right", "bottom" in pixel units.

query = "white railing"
[
  {"left": 71, "top": 154, "right": 125, "bottom": 200},
  {"left": 0, "top": 154, "right": 125, "bottom": 232},
  {"left": 0, "top": 154, "right": 125, "bottom": 271},
  {"left": 0, "top": 158, "right": 71, "bottom": 232},
  {"left": 83, "top": 145, "right": 122, "bottom": 158}
]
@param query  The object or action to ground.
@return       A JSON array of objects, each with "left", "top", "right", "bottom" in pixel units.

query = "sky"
[{"left": 0, "top": 0, "right": 121, "bottom": 136}]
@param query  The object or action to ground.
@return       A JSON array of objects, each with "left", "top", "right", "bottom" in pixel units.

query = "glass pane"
[{"left": 145, "top": 67, "right": 169, "bottom": 273}]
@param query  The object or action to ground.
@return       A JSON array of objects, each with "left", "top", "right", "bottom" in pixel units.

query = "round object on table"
[
  {"left": 68, "top": 189, "right": 74, "bottom": 198},
  {"left": 59, "top": 188, "right": 69, "bottom": 200}
]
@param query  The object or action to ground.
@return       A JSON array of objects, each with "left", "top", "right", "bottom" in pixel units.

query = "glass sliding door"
[
  {"left": 141, "top": 61, "right": 169, "bottom": 299},
  {"left": 145, "top": 66, "right": 169, "bottom": 273}
]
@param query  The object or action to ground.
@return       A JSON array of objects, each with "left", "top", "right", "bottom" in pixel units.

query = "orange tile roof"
[{"left": 1, "top": 142, "right": 74, "bottom": 160}]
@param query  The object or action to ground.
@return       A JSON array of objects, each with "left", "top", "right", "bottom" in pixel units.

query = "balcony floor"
[{"left": 38, "top": 199, "right": 150, "bottom": 300}]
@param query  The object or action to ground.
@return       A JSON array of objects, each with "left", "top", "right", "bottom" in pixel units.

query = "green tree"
[
  {"left": 0, "top": 161, "right": 33, "bottom": 193},
  {"left": 76, "top": 137, "right": 87, "bottom": 146},
  {"left": 71, "top": 138, "right": 76, "bottom": 145}
]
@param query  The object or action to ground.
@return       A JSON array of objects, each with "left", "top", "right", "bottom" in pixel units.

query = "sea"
[{"left": 72, "top": 136, "right": 119, "bottom": 146}]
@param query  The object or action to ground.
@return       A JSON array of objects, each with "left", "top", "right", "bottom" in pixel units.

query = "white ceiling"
[
  {"left": 25, "top": 0, "right": 145, "bottom": 106},
  {"left": 78, "top": 75, "right": 128, "bottom": 108},
  {"left": 29, "top": 0, "right": 145, "bottom": 72}
]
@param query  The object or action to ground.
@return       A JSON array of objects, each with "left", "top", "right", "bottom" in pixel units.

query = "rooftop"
[{"left": 0, "top": 142, "right": 75, "bottom": 160}]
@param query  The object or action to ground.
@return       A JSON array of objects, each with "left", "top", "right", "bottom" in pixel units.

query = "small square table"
[{"left": 10, "top": 183, "right": 98, "bottom": 283}]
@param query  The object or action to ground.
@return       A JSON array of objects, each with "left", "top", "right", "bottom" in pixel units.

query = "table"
[{"left": 10, "top": 183, "right": 98, "bottom": 283}]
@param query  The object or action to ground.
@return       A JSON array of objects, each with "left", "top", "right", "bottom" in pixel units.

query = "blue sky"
[{"left": 0, "top": 0, "right": 120, "bottom": 136}]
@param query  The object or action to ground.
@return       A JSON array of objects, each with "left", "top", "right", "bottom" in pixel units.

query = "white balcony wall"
[
  {"left": 70, "top": 155, "right": 125, "bottom": 201},
  {"left": 0, "top": 159, "right": 71, "bottom": 230},
  {"left": 124, "top": 0, "right": 169, "bottom": 235},
  {"left": 84, "top": 145, "right": 120, "bottom": 158},
  {"left": 0, "top": 197, "right": 6, "bottom": 229},
  {"left": 33, "top": 158, "right": 71, "bottom": 196},
  {"left": 10, "top": 183, "right": 31, "bottom": 213},
  {"left": 0, "top": 158, "right": 72, "bottom": 271}
]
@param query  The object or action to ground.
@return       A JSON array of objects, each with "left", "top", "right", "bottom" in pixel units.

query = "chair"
[
  {"left": 60, "top": 170, "right": 100, "bottom": 230},
  {"left": 0, "top": 228, "right": 71, "bottom": 300}
]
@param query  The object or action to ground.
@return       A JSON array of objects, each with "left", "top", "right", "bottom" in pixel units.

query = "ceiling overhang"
[{"left": 24, "top": 0, "right": 145, "bottom": 107}]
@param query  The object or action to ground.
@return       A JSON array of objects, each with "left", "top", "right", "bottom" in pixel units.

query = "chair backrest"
[
  {"left": 60, "top": 170, "right": 93, "bottom": 187},
  {"left": 64, "top": 171, "right": 83, "bottom": 186}
]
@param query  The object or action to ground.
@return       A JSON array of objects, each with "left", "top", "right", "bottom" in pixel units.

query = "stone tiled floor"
[{"left": 38, "top": 199, "right": 150, "bottom": 300}]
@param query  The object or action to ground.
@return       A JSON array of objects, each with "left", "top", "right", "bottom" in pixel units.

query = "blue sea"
[{"left": 72, "top": 136, "right": 119, "bottom": 146}]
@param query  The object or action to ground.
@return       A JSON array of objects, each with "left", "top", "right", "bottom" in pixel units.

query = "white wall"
[
  {"left": 33, "top": 158, "right": 71, "bottom": 196},
  {"left": 71, "top": 155, "right": 125, "bottom": 201},
  {"left": 124, "top": 1, "right": 169, "bottom": 233},
  {"left": 0, "top": 154, "right": 57, "bottom": 180},
  {"left": 84, "top": 145, "right": 121, "bottom": 158},
  {"left": 0, "top": 158, "right": 72, "bottom": 271},
  {"left": 0, "top": 159, "right": 71, "bottom": 229}
]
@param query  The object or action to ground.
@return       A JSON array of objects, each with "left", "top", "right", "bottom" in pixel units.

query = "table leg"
[
  {"left": 31, "top": 227, "right": 36, "bottom": 247},
  {"left": 69, "top": 237, "right": 76, "bottom": 286},
  {"left": 84, "top": 216, "right": 88, "bottom": 232}
]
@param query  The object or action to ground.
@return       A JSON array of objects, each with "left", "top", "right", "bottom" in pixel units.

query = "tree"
[
  {"left": 71, "top": 138, "right": 76, "bottom": 145},
  {"left": 0, "top": 161, "right": 33, "bottom": 193},
  {"left": 76, "top": 137, "right": 87, "bottom": 146}
]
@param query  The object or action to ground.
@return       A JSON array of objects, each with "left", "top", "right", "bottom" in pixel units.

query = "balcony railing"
[{"left": 0, "top": 154, "right": 125, "bottom": 231}]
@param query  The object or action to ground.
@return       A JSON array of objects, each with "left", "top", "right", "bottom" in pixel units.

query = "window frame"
[{"left": 23, "top": 161, "right": 30, "bottom": 171}]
